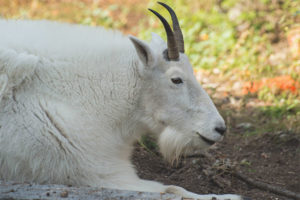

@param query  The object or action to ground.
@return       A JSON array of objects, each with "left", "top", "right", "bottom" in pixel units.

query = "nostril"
[{"left": 215, "top": 126, "right": 226, "bottom": 135}]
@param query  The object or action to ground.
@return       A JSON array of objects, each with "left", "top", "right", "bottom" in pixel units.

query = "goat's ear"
[{"left": 129, "top": 36, "right": 156, "bottom": 67}]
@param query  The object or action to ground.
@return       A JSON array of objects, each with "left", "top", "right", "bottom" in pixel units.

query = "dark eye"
[{"left": 171, "top": 77, "right": 183, "bottom": 84}]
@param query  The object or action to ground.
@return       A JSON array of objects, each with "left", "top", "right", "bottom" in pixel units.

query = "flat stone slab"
[{"left": 0, "top": 181, "right": 181, "bottom": 200}]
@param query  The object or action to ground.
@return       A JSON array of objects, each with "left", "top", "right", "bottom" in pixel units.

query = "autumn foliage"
[{"left": 242, "top": 75, "right": 299, "bottom": 95}]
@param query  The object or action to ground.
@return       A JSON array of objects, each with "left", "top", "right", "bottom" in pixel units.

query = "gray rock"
[
  {"left": 0, "top": 180, "right": 181, "bottom": 200},
  {"left": 236, "top": 122, "right": 253, "bottom": 130}
]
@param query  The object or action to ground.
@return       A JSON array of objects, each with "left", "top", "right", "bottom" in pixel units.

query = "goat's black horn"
[
  {"left": 157, "top": 2, "right": 184, "bottom": 53},
  {"left": 148, "top": 8, "right": 179, "bottom": 60}
]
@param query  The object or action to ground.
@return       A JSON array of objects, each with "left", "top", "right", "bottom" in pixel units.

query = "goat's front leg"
[
  {"left": 164, "top": 185, "right": 250, "bottom": 200},
  {"left": 107, "top": 175, "right": 249, "bottom": 200}
]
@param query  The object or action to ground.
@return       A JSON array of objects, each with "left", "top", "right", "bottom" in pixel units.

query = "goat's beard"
[{"left": 158, "top": 127, "right": 203, "bottom": 165}]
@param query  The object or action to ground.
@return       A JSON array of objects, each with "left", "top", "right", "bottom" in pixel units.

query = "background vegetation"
[{"left": 1, "top": 0, "right": 299, "bottom": 135}]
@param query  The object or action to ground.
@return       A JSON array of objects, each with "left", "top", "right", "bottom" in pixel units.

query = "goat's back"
[{"left": 0, "top": 19, "right": 132, "bottom": 61}]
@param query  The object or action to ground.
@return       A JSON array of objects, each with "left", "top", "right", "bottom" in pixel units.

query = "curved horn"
[
  {"left": 158, "top": 2, "right": 184, "bottom": 53},
  {"left": 148, "top": 8, "right": 179, "bottom": 60}
]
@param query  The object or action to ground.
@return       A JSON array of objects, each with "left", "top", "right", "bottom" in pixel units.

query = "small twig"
[
  {"left": 232, "top": 170, "right": 300, "bottom": 200},
  {"left": 185, "top": 153, "right": 205, "bottom": 159},
  {"left": 185, "top": 152, "right": 215, "bottom": 162}
]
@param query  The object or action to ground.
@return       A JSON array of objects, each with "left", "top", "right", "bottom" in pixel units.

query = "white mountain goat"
[{"left": 0, "top": 2, "right": 249, "bottom": 200}]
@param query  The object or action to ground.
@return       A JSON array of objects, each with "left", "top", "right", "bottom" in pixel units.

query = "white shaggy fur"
[{"left": 0, "top": 18, "right": 243, "bottom": 200}]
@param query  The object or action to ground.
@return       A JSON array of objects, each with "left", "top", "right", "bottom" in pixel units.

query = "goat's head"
[{"left": 130, "top": 2, "right": 226, "bottom": 164}]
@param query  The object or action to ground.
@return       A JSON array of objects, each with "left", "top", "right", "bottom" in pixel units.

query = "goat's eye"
[{"left": 171, "top": 77, "right": 183, "bottom": 84}]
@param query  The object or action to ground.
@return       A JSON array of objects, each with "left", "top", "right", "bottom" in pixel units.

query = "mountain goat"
[{"left": 0, "top": 2, "right": 249, "bottom": 200}]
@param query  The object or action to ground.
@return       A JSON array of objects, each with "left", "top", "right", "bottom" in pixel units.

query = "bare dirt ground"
[{"left": 132, "top": 103, "right": 300, "bottom": 200}]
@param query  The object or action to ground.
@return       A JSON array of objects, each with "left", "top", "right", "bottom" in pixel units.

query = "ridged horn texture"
[
  {"left": 158, "top": 2, "right": 184, "bottom": 53},
  {"left": 148, "top": 8, "right": 179, "bottom": 60}
]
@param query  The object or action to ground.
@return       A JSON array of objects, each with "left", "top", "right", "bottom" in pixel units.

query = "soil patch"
[{"left": 132, "top": 130, "right": 300, "bottom": 200}]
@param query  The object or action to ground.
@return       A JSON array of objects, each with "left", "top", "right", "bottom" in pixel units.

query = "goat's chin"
[{"left": 158, "top": 127, "right": 208, "bottom": 165}]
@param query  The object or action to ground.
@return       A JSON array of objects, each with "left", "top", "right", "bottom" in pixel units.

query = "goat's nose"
[{"left": 215, "top": 126, "right": 226, "bottom": 135}]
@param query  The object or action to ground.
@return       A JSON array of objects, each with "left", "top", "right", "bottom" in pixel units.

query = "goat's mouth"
[{"left": 196, "top": 132, "right": 216, "bottom": 145}]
